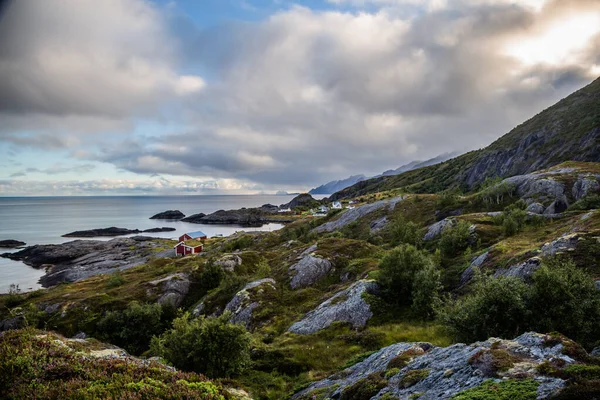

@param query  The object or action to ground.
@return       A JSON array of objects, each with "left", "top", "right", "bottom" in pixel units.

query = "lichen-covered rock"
[
  {"left": 526, "top": 202, "right": 545, "bottom": 214},
  {"left": 225, "top": 278, "right": 276, "bottom": 328},
  {"left": 494, "top": 257, "right": 542, "bottom": 280},
  {"left": 313, "top": 196, "right": 403, "bottom": 233},
  {"left": 148, "top": 273, "right": 190, "bottom": 307},
  {"left": 370, "top": 216, "right": 388, "bottom": 233},
  {"left": 288, "top": 280, "right": 379, "bottom": 335},
  {"left": 423, "top": 218, "right": 455, "bottom": 241},
  {"left": 289, "top": 246, "right": 333, "bottom": 289},
  {"left": 460, "top": 251, "right": 489, "bottom": 286},
  {"left": 543, "top": 195, "right": 569, "bottom": 215},
  {"left": 540, "top": 233, "right": 580, "bottom": 257},
  {"left": 573, "top": 175, "right": 600, "bottom": 200},
  {"left": 292, "top": 332, "right": 572, "bottom": 400},
  {"left": 503, "top": 174, "right": 566, "bottom": 200},
  {"left": 214, "top": 254, "right": 242, "bottom": 272}
]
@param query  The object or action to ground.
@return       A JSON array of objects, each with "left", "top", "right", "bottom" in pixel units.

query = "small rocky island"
[
  {"left": 62, "top": 227, "right": 175, "bottom": 238},
  {"left": 0, "top": 240, "right": 26, "bottom": 248},
  {"left": 149, "top": 210, "right": 185, "bottom": 220}
]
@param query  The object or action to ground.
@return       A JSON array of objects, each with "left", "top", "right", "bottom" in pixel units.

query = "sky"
[{"left": 0, "top": 0, "right": 599, "bottom": 196}]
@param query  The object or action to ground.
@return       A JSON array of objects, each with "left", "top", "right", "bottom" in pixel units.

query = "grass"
[{"left": 451, "top": 379, "right": 539, "bottom": 400}]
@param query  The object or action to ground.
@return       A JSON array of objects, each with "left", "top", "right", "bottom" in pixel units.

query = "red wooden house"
[{"left": 174, "top": 231, "right": 207, "bottom": 256}]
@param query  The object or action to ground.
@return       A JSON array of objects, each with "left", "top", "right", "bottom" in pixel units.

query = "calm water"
[{"left": 0, "top": 195, "right": 302, "bottom": 293}]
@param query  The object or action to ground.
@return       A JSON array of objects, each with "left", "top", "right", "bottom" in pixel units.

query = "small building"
[
  {"left": 278, "top": 207, "right": 292, "bottom": 213},
  {"left": 332, "top": 201, "right": 342, "bottom": 209},
  {"left": 318, "top": 205, "right": 329, "bottom": 213},
  {"left": 178, "top": 231, "right": 207, "bottom": 242},
  {"left": 174, "top": 240, "right": 204, "bottom": 256}
]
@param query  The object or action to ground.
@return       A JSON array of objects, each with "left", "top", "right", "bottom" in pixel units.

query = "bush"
[
  {"left": 377, "top": 244, "right": 441, "bottom": 318},
  {"left": 340, "top": 373, "right": 387, "bottom": 400},
  {"left": 439, "top": 221, "right": 473, "bottom": 259},
  {"left": 389, "top": 216, "right": 421, "bottom": 247},
  {"left": 529, "top": 259, "right": 600, "bottom": 347},
  {"left": 437, "top": 189, "right": 461, "bottom": 210},
  {"left": 151, "top": 312, "right": 251, "bottom": 378},
  {"left": 452, "top": 379, "right": 538, "bottom": 400},
  {"left": 441, "top": 275, "right": 531, "bottom": 343},
  {"left": 569, "top": 194, "right": 600, "bottom": 211},
  {"left": 96, "top": 301, "right": 174, "bottom": 355},
  {"left": 493, "top": 203, "right": 527, "bottom": 237}
]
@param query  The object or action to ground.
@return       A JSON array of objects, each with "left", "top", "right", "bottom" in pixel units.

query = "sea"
[{"left": 0, "top": 195, "right": 307, "bottom": 293}]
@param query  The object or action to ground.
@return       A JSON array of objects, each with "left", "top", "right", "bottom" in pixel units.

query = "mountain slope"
[
  {"left": 377, "top": 152, "right": 459, "bottom": 177},
  {"left": 331, "top": 76, "right": 600, "bottom": 200},
  {"left": 309, "top": 174, "right": 366, "bottom": 195}
]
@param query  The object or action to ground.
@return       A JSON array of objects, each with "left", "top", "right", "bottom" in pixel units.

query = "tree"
[
  {"left": 439, "top": 220, "right": 472, "bottom": 259},
  {"left": 151, "top": 312, "right": 251, "bottom": 378}
]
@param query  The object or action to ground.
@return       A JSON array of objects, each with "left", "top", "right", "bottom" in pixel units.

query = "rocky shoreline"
[
  {"left": 62, "top": 226, "right": 175, "bottom": 238},
  {"left": 0, "top": 240, "right": 26, "bottom": 248},
  {"left": 1, "top": 236, "right": 174, "bottom": 287}
]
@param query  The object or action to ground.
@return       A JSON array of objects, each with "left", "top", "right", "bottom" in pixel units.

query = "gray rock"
[
  {"left": 0, "top": 315, "right": 24, "bottom": 331},
  {"left": 581, "top": 211, "right": 596, "bottom": 221},
  {"left": 73, "top": 331, "right": 87, "bottom": 340},
  {"left": 591, "top": 347, "right": 600, "bottom": 357},
  {"left": 44, "top": 303, "right": 62, "bottom": 314},
  {"left": 595, "top": 281, "right": 600, "bottom": 291},
  {"left": 526, "top": 202, "right": 545, "bottom": 214},
  {"left": 225, "top": 278, "right": 276, "bottom": 328},
  {"left": 148, "top": 273, "right": 190, "bottom": 307},
  {"left": 2, "top": 237, "right": 174, "bottom": 287},
  {"left": 573, "top": 175, "right": 600, "bottom": 200},
  {"left": 150, "top": 210, "right": 185, "bottom": 220},
  {"left": 293, "top": 332, "right": 570, "bottom": 400},
  {"left": 370, "top": 216, "right": 388, "bottom": 233},
  {"left": 313, "top": 196, "right": 403, "bottom": 233},
  {"left": 288, "top": 280, "right": 379, "bottom": 335},
  {"left": 423, "top": 218, "right": 455, "bottom": 241},
  {"left": 504, "top": 174, "right": 565, "bottom": 200},
  {"left": 192, "top": 302, "right": 205, "bottom": 317},
  {"left": 214, "top": 254, "right": 242, "bottom": 273},
  {"left": 0, "top": 240, "right": 26, "bottom": 248},
  {"left": 460, "top": 251, "right": 488, "bottom": 286},
  {"left": 540, "top": 233, "right": 580, "bottom": 257},
  {"left": 543, "top": 195, "right": 569, "bottom": 215},
  {"left": 289, "top": 247, "right": 333, "bottom": 289},
  {"left": 494, "top": 257, "right": 542, "bottom": 280}
]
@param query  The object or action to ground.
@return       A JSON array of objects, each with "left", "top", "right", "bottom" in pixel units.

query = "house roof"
[
  {"left": 183, "top": 239, "right": 204, "bottom": 247},
  {"left": 185, "top": 231, "right": 207, "bottom": 239}
]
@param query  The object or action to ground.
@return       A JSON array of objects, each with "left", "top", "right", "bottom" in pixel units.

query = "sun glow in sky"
[{"left": 505, "top": 13, "right": 600, "bottom": 66}]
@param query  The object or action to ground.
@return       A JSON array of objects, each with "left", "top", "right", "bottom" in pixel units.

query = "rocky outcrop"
[
  {"left": 180, "top": 213, "right": 206, "bottom": 223},
  {"left": 460, "top": 251, "right": 489, "bottom": 286},
  {"left": 0, "top": 240, "right": 26, "bottom": 248},
  {"left": 224, "top": 278, "right": 276, "bottom": 328},
  {"left": 147, "top": 273, "right": 190, "bottom": 307},
  {"left": 62, "top": 227, "right": 175, "bottom": 238},
  {"left": 280, "top": 193, "right": 318, "bottom": 209},
  {"left": 494, "top": 257, "right": 542, "bottom": 280},
  {"left": 183, "top": 205, "right": 290, "bottom": 227},
  {"left": 423, "top": 218, "right": 455, "bottom": 241},
  {"left": 289, "top": 245, "right": 333, "bottom": 289},
  {"left": 370, "top": 216, "right": 388, "bottom": 233},
  {"left": 526, "top": 202, "right": 545, "bottom": 214},
  {"left": 313, "top": 196, "right": 403, "bottom": 234},
  {"left": 150, "top": 210, "right": 185, "bottom": 220},
  {"left": 540, "top": 233, "right": 581, "bottom": 256},
  {"left": 214, "top": 254, "right": 243, "bottom": 272},
  {"left": 293, "top": 332, "right": 573, "bottom": 400},
  {"left": 288, "top": 280, "right": 379, "bottom": 334},
  {"left": 2, "top": 236, "right": 173, "bottom": 287},
  {"left": 573, "top": 175, "right": 600, "bottom": 200}
]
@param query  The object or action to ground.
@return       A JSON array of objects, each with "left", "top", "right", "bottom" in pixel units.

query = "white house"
[
  {"left": 318, "top": 205, "right": 329, "bottom": 213},
  {"left": 332, "top": 201, "right": 342, "bottom": 209},
  {"left": 278, "top": 207, "right": 292, "bottom": 213}
]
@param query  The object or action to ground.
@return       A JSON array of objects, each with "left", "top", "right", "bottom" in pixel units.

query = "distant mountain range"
[
  {"left": 330, "top": 76, "right": 600, "bottom": 200},
  {"left": 308, "top": 152, "right": 459, "bottom": 194}
]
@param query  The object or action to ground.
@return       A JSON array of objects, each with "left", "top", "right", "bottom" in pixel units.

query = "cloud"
[
  {"left": 9, "top": 164, "right": 97, "bottom": 177},
  {"left": 0, "top": 0, "right": 203, "bottom": 135},
  {"left": 1, "top": 0, "right": 599, "bottom": 193}
]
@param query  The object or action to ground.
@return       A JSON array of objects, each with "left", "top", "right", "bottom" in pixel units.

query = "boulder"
[
  {"left": 543, "top": 195, "right": 569, "bottom": 215},
  {"left": 0, "top": 315, "right": 25, "bottom": 331},
  {"left": 0, "top": 240, "right": 26, "bottom": 248},
  {"left": 370, "top": 216, "right": 388, "bottom": 233},
  {"left": 214, "top": 254, "right": 243, "bottom": 273},
  {"left": 460, "top": 251, "right": 489, "bottom": 286},
  {"left": 572, "top": 175, "right": 600, "bottom": 200},
  {"left": 423, "top": 218, "right": 455, "bottom": 241},
  {"left": 149, "top": 210, "right": 185, "bottom": 220},
  {"left": 148, "top": 273, "right": 191, "bottom": 307},
  {"left": 288, "top": 280, "right": 379, "bottom": 335},
  {"left": 280, "top": 193, "right": 318, "bottom": 209},
  {"left": 526, "top": 202, "right": 545, "bottom": 214},
  {"left": 224, "top": 278, "right": 276, "bottom": 329},
  {"left": 289, "top": 246, "right": 333, "bottom": 289},
  {"left": 540, "top": 233, "right": 580, "bottom": 257},
  {"left": 494, "top": 257, "right": 542, "bottom": 280},
  {"left": 292, "top": 332, "right": 571, "bottom": 400},
  {"left": 313, "top": 196, "right": 403, "bottom": 234}
]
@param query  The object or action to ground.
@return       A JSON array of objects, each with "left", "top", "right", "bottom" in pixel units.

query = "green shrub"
[
  {"left": 151, "top": 312, "right": 251, "bottom": 378},
  {"left": 223, "top": 235, "right": 254, "bottom": 252},
  {"left": 4, "top": 284, "right": 24, "bottom": 308},
  {"left": 452, "top": 379, "right": 538, "bottom": 400},
  {"left": 529, "top": 259, "right": 600, "bottom": 347},
  {"left": 441, "top": 275, "right": 531, "bottom": 343},
  {"left": 569, "top": 194, "right": 600, "bottom": 211},
  {"left": 398, "top": 369, "right": 429, "bottom": 388},
  {"left": 492, "top": 203, "right": 528, "bottom": 237},
  {"left": 389, "top": 216, "right": 421, "bottom": 247},
  {"left": 106, "top": 271, "right": 125, "bottom": 288},
  {"left": 439, "top": 221, "right": 473, "bottom": 259},
  {"left": 377, "top": 245, "right": 441, "bottom": 318},
  {"left": 96, "top": 301, "right": 174, "bottom": 355},
  {"left": 437, "top": 189, "right": 461, "bottom": 210}
]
